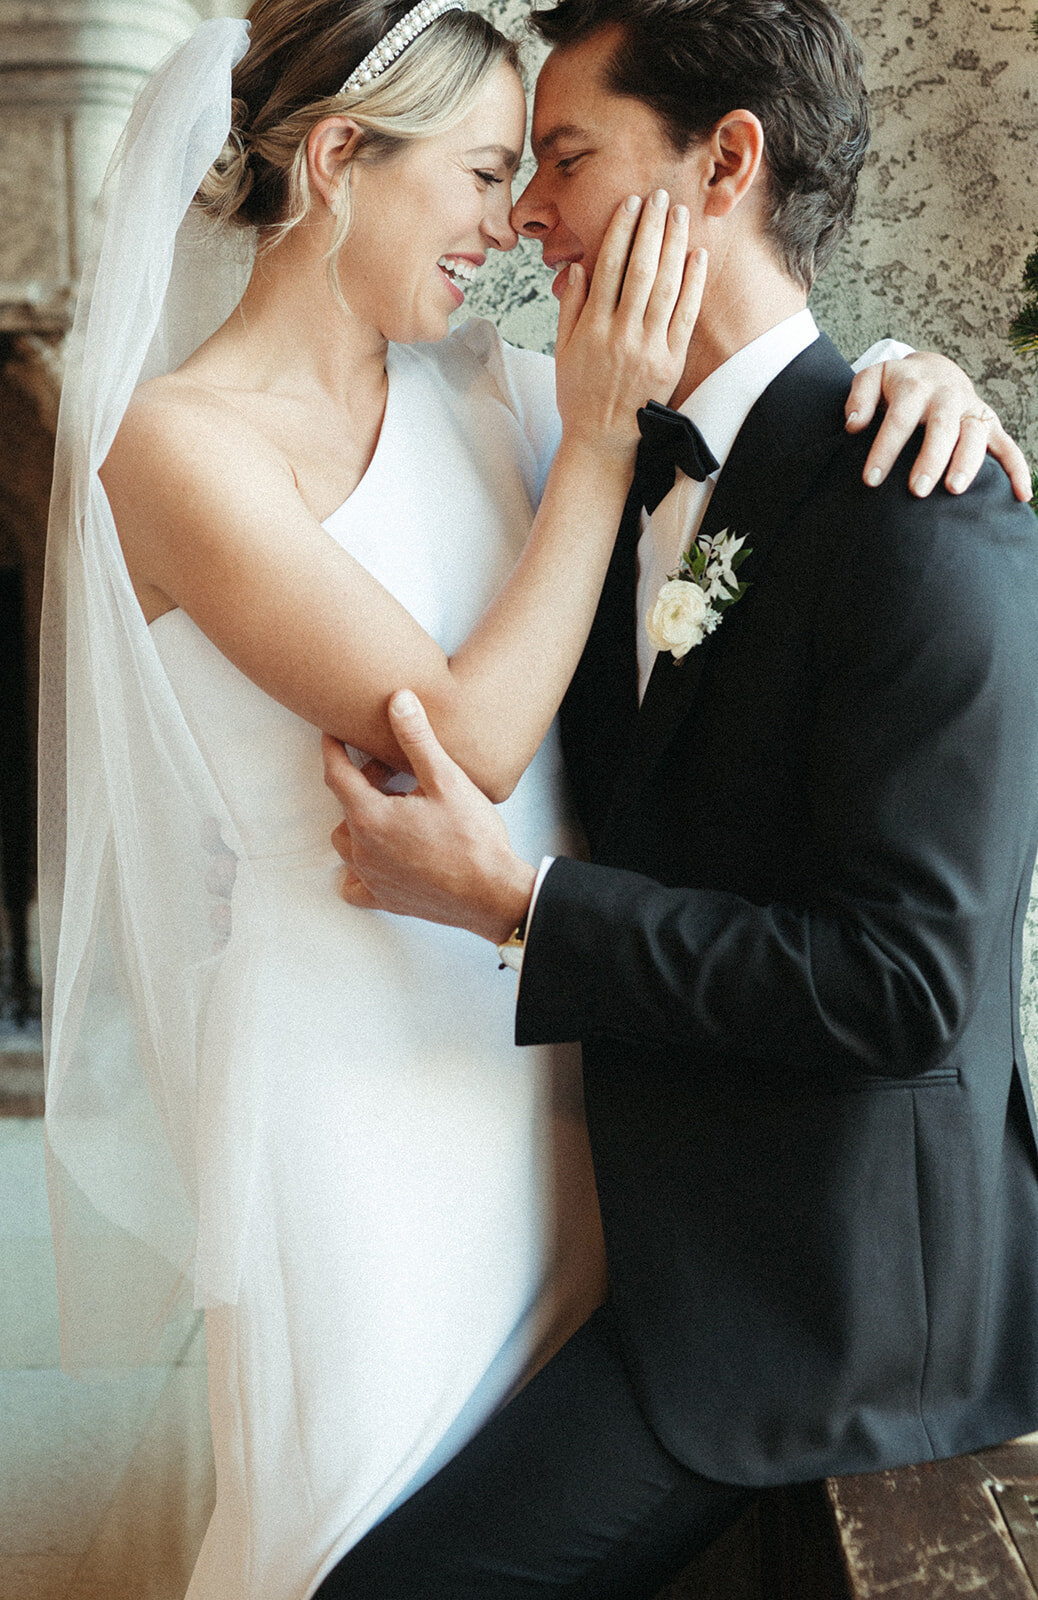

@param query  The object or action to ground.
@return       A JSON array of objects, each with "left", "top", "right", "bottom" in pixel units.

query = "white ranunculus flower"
[{"left": 646, "top": 578, "right": 710, "bottom": 658}]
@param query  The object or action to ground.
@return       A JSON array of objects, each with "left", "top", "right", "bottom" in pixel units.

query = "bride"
[{"left": 39, "top": 2, "right": 1021, "bottom": 1597}]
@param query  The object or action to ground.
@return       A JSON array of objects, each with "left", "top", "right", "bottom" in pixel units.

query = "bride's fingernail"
[
  {"left": 949, "top": 471, "right": 967, "bottom": 494},
  {"left": 912, "top": 474, "right": 932, "bottom": 496},
  {"left": 673, "top": 204, "right": 689, "bottom": 224},
  {"left": 625, "top": 194, "right": 642, "bottom": 213},
  {"left": 651, "top": 188, "right": 669, "bottom": 209},
  {"left": 846, "top": 409, "right": 859, "bottom": 424},
  {"left": 866, "top": 466, "right": 883, "bottom": 486}
]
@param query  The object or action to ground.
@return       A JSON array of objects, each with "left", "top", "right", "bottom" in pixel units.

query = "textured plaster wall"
[{"left": 813, "top": 0, "right": 1037, "bottom": 456}]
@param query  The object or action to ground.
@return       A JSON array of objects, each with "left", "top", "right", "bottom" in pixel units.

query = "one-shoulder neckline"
[
  {"left": 148, "top": 346, "right": 404, "bottom": 632},
  {"left": 320, "top": 343, "right": 401, "bottom": 533}
]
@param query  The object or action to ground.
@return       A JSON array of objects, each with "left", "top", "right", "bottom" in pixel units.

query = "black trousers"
[{"left": 314, "top": 1304, "right": 756, "bottom": 1598}]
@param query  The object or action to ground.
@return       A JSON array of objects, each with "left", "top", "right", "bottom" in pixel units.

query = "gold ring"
[{"left": 960, "top": 409, "right": 996, "bottom": 425}]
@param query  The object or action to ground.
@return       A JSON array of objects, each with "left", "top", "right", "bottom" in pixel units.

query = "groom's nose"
[{"left": 511, "top": 173, "right": 553, "bottom": 238}]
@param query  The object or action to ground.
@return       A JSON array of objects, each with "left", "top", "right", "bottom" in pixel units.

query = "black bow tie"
[{"left": 634, "top": 401, "right": 719, "bottom": 515}]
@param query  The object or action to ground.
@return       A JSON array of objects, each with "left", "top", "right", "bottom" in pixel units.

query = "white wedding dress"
[{"left": 146, "top": 319, "right": 601, "bottom": 1600}]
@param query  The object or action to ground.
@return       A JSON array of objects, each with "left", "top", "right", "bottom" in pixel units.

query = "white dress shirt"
[{"left": 635, "top": 308, "right": 821, "bottom": 700}]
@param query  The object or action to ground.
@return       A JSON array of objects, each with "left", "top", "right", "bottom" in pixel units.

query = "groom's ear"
[
  {"left": 306, "top": 117, "right": 367, "bottom": 209},
  {"left": 700, "top": 109, "right": 765, "bottom": 219}
]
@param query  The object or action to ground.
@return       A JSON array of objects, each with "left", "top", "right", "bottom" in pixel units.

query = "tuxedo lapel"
[
  {"left": 599, "top": 334, "right": 856, "bottom": 846},
  {"left": 592, "top": 485, "right": 643, "bottom": 736},
  {"left": 558, "top": 485, "right": 643, "bottom": 841}
]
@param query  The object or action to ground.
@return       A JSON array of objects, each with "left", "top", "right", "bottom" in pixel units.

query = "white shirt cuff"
[
  {"left": 502, "top": 855, "right": 555, "bottom": 981},
  {"left": 526, "top": 855, "right": 556, "bottom": 938},
  {"left": 851, "top": 338, "right": 914, "bottom": 373}
]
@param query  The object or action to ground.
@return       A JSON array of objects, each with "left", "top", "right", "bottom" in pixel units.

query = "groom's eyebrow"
[
  {"left": 466, "top": 144, "right": 522, "bottom": 172},
  {"left": 531, "top": 123, "right": 589, "bottom": 159}
]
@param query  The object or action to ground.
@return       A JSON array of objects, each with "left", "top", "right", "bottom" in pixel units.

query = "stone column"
[{"left": 0, "top": 0, "right": 200, "bottom": 333}]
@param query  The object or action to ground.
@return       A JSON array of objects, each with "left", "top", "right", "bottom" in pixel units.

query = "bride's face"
[{"left": 339, "top": 62, "right": 526, "bottom": 343}]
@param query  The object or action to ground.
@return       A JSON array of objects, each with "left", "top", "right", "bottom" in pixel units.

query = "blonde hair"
[{"left": 196, "top": 0, "right": 520, "bottom": 273}]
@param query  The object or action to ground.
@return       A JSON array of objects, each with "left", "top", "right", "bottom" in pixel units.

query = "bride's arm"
[{"left": 103, "top": 196, "right": 703, "bottom": 803}]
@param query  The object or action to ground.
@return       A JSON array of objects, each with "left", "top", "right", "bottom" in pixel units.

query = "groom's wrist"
[{"left": 480, "top": 856, "right": 537, "bottom": 948}]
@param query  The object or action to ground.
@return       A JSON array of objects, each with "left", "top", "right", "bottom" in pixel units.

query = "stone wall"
[{"left": 0, "top": 0, "right": 201, "bottom": 333}]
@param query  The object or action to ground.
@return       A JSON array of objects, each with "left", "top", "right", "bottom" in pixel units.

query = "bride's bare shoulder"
[
  {"left": 103, "top": 370, "right": 292, "bottom": 514},
  {"left": 111, "top": 370, "right": 262, "bottom": 465}
]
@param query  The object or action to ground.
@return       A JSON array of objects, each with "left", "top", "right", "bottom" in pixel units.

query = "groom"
[{"left": 317, "top": 0, "right": 1038, "bottom": 1592}]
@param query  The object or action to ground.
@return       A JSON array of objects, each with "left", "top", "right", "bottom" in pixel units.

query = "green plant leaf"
[
  {"left": 1023, "top": 244, "right": 1038, "bottom": 295},
  {"left": 1009, "top": 298, "right": 1038, "bottom": 357}
]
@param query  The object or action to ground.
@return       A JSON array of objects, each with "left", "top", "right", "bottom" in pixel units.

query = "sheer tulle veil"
[{"left": 38, "top": 17, "right": 267, "bottom": 1368}]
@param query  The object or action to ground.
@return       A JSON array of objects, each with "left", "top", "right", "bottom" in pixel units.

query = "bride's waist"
[{"left": 222, "top": 740, "right": 574, "bottom": 877}]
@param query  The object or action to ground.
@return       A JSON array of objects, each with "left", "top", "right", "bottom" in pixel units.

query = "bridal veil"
[{"left": 38, "top": 18, "right": 268, "bottom": 1367}]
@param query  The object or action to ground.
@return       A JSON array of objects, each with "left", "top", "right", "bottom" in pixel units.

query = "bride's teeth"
[{"left": 437, "top": 256, "right": 478, "bottom": 283}]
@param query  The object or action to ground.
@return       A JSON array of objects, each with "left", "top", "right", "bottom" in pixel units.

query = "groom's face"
[{"left": 512, "top": 26, "right": 702, "bottom": 297}]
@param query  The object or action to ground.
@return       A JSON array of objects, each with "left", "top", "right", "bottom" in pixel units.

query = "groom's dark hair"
[{"left": 528, "top": 0, "right": 869, "bottom": 291}]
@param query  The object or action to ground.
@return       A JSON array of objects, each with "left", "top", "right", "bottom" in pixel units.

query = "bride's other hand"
[
  {"left": 553, "top": 191, "right": 708, "bottom": 461},
  {"left": 845, "top": 352, "right": 1031, "bottom": 500}
]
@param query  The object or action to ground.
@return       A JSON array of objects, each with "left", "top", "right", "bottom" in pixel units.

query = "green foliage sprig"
[
  {"left": 1008, "top": 229, "right": 1038, "bottom": 507},
  {"left": 1008, "top": 240, "right": 1038, "bottom": 360}
]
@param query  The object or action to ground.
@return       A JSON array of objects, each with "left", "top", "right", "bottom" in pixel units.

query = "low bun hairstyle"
[{"left": 196, "top": 0, "right": 520, "bottom": 259}]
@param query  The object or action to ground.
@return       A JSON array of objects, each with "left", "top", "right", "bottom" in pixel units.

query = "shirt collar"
[{"left": 678, "top": 308, "right": 819, "bottom": 477}]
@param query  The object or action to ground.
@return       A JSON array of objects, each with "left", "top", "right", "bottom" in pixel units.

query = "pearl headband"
[{"left": 340, "top": 0, "right": 468, "bottom": 94}]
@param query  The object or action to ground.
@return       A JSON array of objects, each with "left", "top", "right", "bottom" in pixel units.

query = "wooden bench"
[{"left": 659, "top": 1437, "right": 1038, "bottom": 1599}]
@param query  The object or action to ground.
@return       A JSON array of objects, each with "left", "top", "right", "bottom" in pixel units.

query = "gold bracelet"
[{"left": 496, "top": 913, "right": 529, "bottom": 972}]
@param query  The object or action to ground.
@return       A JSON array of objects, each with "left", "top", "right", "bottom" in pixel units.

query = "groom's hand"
[{"left": 322, "top": 691, "right": 536, "bottom": 944}]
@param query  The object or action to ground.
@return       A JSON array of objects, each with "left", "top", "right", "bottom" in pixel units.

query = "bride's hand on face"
[{"left": 553, "top": 191, "right": 707, "bottom": 461}]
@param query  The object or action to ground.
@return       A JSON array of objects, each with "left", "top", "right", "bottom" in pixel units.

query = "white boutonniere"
[{"left": 645, "top": 529, "right": 752, "bottom": 662}]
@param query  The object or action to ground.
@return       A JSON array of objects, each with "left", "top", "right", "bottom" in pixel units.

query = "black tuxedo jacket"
[{"left": 517, "top": 334, "right": 1038, "bottom": 1487}]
